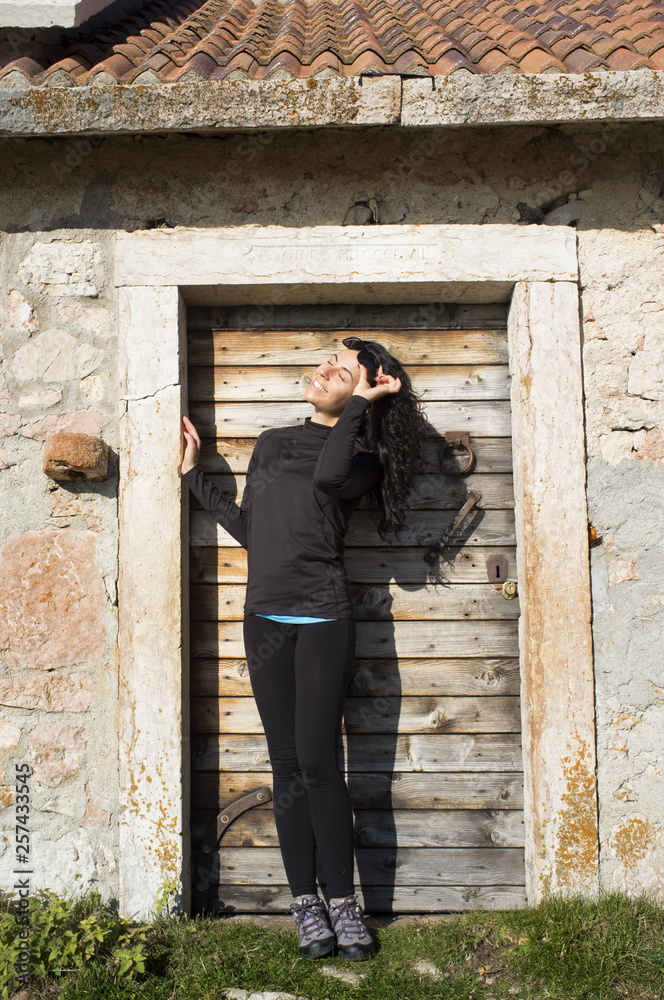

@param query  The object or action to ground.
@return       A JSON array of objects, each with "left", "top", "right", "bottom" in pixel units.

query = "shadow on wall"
[{"left": 1, "top": 121, "right": 659, "bottom": 236}]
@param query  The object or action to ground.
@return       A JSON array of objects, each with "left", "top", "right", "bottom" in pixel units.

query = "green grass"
[{"left": 2, "top": 890, "right": 664, "bottom": 1000}]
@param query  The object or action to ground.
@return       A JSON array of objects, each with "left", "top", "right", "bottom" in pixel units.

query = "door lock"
[
  {"left": 502, "top": 580, "right": 518, "bottom": 600},
  {"left": 486, "top": 554, "right": 508, "bottom": 583}
]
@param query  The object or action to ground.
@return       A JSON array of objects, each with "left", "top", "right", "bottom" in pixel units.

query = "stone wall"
[
  {"left": 0, "top": 230, "right": 119, "bottom": 899},
  {"left": 1, "top": 120, "right": 663, "bottom": 904}
]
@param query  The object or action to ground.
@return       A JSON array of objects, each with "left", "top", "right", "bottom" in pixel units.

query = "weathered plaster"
[{"left": 587, "top": 458, "right": 664, "bottom": 896}]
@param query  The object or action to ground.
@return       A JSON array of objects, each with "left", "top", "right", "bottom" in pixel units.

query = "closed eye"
[{"left": 328, "top": 357, "right": 348, "bottom": 382}]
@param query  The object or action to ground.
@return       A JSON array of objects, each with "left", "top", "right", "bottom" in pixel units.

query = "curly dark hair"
[{"left": 342, "top": 337, "right": 429, "bottom": 543}]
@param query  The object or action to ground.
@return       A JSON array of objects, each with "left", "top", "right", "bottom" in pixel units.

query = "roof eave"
[{"left": 0, "top": 69, "right": 663, "bottom": 137}]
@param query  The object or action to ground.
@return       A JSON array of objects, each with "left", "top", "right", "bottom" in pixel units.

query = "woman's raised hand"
[
  {"left": 180, "top": 415, "right": 201, "bottom": 475},
  {"left": 353, "top": 363, "right": 402, "bottom": 403}
]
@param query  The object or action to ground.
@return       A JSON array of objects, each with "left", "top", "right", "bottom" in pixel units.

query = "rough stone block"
[
  {"left": 57, "top": 302, "right": 112, "bottom": 338},
  {"left": 80, "top": 373, "right": 109, "bottom": 401},
  {"left": 21, "top": 408, "right": 105, "bottom": 441},
  {"left": 0, "top": 413, "right": 20, "bottom": 436},
  {"left": 27, "top": 719, "right": 87, "bottom": 787},
  {"left": 2, "top": 289, "right": 38, "bottom": 334},
  {"left": 600, "top": 431, "right": 634, "bottom": 464},
  {"left": 628, "top": 351, "right": 664, "bottom": 400},
  {"left": 43, "top": 431, "right": 109, "bottom": 481},
  {"left": 608, "top": 557, "right": 641, "bottom": 586},
  {"left": 0, "top": 719, "right": 21, "bottom": 747},
  {"left": 18, "top": 241, "right": 101, "bottom": 297},
  {"left": 11, "top": 327, "right": 102, "bottom": 382},
  {"left": 50, "top": 492, "right": 88, "bottom": 518},
  {"left": 0, "top": 671, "right": 94, "bottom": 711},
  {"left": 81, "top": 781, "right": 109, "bottom": 826},
  {"left": 0, "top": 529, "right": 105, "bottom": 669},
  {"left": 17, "top": 389, "right": 62, "bottom": 408},
  {"left": 635, "top": 428, "right": 664, "bottom": 463}
]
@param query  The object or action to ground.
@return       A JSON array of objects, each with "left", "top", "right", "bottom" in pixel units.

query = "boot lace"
[
  {"left": 290, "top": 895, "right": 332, "bottom": 943},
  {"left": 329, "top": 894, "right": 371, "bottom": 942}
]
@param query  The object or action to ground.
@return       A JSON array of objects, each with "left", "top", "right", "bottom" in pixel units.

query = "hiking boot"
[
  {"left": 328, "top": 893, "right": 376, "bottom": 960},
  {"left": 289, "top": 893, "right": 335, "bottom": 959}
]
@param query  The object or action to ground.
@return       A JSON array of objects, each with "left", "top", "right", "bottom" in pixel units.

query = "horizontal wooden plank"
[
  {"left": 188, "top": 400, "right": 513, "bottom": 438},
  {"left": 189, "top": 364, "right": 511, "bottom": 403},
  {"left": 190, "top": 507, "right": 516, "bottom": 548},
  {"left": 191, "top": 583, "right": 520, "bottom": 623},
  {"left": 194, "top": 770, "right": 524, "bottom": 810},
  {"left": 187, "top": 303, "right": 509, "bottom": 331},
  {"left": 206, "top": 883, "right": 527, "bottom": 913},
  {"left": 193, "top": 694, "right": 521, "bottom": 735},
  {"left": 188, "top": 472, "right": 515, "bottom": 512},
  {"left": 192, "top": 733, "right": 524, "bottom": 773},
  {"left": 191, "top": 807, "right": 525, "bottom": 848},
  {"left": 192, "top": 620, "right": 520, "bottom": 661},
  {"left": 202, "top": 846, "right": 525, "bottom": 886},
  {"left": 190, "top": 545, "right": 518, "bottom": 584},
  {"left": 191, "top": 655, "right": 521, "bottom": 697},
  {"left": 191, "top": 732, "right": 523, "bottom": 772},
  {"left": 197, "top": 436, "right": 515, "bottom": 475},
  {"left": 186, "top": 328, "right": 509, "bottom": 366}
]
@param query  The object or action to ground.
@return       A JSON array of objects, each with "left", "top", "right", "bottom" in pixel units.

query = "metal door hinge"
[{"left": 192, "top": 786, "right": 272, "bottom": 915}]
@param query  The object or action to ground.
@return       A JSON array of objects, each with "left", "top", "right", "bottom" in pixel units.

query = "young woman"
[{"left": 180, "top": 336, "right": 427, "bottom": 961}]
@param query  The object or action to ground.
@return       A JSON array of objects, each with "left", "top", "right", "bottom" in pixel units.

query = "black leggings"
[{"left": 242, "top": 613, "right": 357, "bottom": 899}]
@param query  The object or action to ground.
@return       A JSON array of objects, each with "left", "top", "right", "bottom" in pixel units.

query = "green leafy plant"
[
  {"left": 0, "top": 886, "right": 151, "bottom": 998},
  {"left": 152, "top": 877, "right": 180, "bottom": 920}
]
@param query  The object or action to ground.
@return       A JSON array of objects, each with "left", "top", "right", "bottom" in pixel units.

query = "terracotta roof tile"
[
  {"left": 561, "top": 44, "right": 605, "bottom": 70},
  {"left": 476, "top": 45, "right": 520, "bottom": 68},
  {"left": 3, "top": 0, "right": 664, "bottom": 86},
  {"left": 606, "top": 44, "right": 651, "bottom": 68},
  {"left": 518, "top": 45, "right": 565, "bottom": 69}
]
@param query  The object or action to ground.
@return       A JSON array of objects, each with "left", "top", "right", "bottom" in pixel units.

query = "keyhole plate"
[{"left": 486, "top": 554, "right": 508, "bottom": 584}]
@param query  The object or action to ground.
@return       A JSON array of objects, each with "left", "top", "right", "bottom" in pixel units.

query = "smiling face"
[{"left": 303, "top": 348, "right": 362, "bottom": 415}]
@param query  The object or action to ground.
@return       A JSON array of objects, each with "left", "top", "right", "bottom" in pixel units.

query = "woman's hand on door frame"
[{"left": 180, "top": 415, "right": 201, "bottom": 475}]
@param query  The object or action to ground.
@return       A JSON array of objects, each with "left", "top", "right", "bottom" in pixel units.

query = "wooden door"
[{"left": 188, "top": 304, "right": 525, "bottom": 914}]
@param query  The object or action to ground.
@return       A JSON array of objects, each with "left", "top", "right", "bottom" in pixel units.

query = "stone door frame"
[{"left": 115, "top": 224, "right": 598, "bottom": 920}]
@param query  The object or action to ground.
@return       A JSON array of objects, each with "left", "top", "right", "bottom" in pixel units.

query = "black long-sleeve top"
[{"left": 182, "top": 393, "right": 383, "bottom": 619}]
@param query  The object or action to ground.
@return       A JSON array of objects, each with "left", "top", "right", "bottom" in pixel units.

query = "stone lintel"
[
  {"left": 0, "top": 76, "right": 401, "bottom": 136},
  {"left": 0, "top": 70, "right": 663, "bottom": 136},
  {"left": 401, "top": 69, "right": 664, "bottom": 127},
  {"left": 114, "top": 224, "right": 578, "bottom": 291}
]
